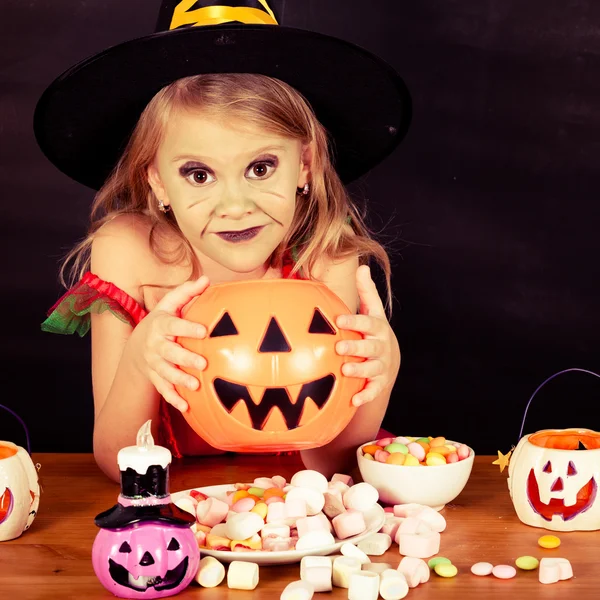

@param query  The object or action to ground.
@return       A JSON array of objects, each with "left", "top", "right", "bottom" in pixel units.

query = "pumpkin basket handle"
[
  {"left": 518, "top": 368, "right": 600, "bottom": 440},
  {"left": 0, "top": 404, "right": 31, "bottom": 455}
]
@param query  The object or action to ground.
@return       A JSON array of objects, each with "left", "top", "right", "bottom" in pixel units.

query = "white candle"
[{"left": 117, "top": 420, "right": 171, "bottom": 474}]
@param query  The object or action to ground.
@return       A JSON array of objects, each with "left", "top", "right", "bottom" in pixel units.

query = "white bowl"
[{"left": 356, "top": 440, "right": 475, "bottom": 511}]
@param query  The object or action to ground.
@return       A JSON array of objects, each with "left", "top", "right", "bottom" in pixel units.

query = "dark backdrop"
[{"left": 1, "top": 0, "right": 599, "bottom": 454}]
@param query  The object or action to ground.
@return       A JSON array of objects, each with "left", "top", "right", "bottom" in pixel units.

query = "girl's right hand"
[{"left": 131, "top": 276, "right": 210, "bottom": 412}]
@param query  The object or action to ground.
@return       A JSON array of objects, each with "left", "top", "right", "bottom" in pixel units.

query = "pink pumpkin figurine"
[{"left": 92, "top": 421, "right": 199, "bottom": 598}]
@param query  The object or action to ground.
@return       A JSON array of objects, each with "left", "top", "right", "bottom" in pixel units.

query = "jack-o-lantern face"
[
  {"left": 508, "top": 428, "right": 600, "bottom": 531},
  {"left": 0, "top": 442, "right": 40, "bottom": 542},
  {"left": 92, "top": 522, "right": 199, "bottom": 598},
  {"left": 176, "top": 279, "right": 365, "bottom": 452}
]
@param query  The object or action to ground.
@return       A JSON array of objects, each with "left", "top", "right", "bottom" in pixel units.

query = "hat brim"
[
  {"left": 95, "top": 502, "right": 197, "bottom": 529},
  {"left": 34, "top": 24, "right": 411, "bottom": 189}
]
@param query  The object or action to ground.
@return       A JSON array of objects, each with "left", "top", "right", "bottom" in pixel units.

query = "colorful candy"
[
  {"left": 360, "top": 436, "right": 471, "bottom": 466},
  {"left": 538, "top": 535, "right": 561, "bottom": 549},
  {"left": 492, "top": 565, "right": 517, "bottom": 579},
  {"left": 516, "top": 556, "right": 539, "bottom": 570},
  {"left": 471, "top": 561, "right": 493, "bottom": 576}
]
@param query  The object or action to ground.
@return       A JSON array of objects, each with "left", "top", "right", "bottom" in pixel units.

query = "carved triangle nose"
[
  {"left": 140, "top": 551, "right": 155, "bottom": 566},
  {"left": 259, "top": 317, "right": 291, "bottom": 352},
  {"left": 551, "top": 477, "right": 564, "bottom": 492}
]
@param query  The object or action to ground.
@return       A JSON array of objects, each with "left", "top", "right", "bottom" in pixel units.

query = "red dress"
[{"left": 42, "top": 259, "right": 393, "bottom": 457}]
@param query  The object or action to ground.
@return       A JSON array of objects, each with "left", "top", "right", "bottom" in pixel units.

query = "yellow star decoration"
[{"left": 492, "top": 449, "right": 513, "bottom": 473}]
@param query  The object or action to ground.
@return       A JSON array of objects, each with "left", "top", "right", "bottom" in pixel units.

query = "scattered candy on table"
[
  {"left": 538, "top": 534, "right": 561, "bottom": 549},
  {"left": 516, "top": 556, "right": 539, "bottom": 570},
  {"left": 492, "top": 564, "right": 517, "bottom": 579},
  {"left": 178, "top": 464, "right": 577, "bottom": 596},
  {"left": 360, "top": 436, "right": 471, "bottom": 466}
]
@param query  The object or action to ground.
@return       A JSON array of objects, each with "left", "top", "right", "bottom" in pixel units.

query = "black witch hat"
[
  {"left": 33, "top": 0, "right": 411, "bottom": 190},
  {"left": 95, "top": 464, "right": 195, "bottom": 529}
]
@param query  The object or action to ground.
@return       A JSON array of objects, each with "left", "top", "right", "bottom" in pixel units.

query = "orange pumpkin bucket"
[{"left": 176, "top": 279, "right": 366, "bottom": 452}]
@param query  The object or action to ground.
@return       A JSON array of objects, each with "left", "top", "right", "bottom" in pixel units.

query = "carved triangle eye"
[
  {"left": 308, "top": 308, "right": 335, "bottom": 334},
  {"left": 568, "top": 461, "right": 577, "bottom": 476},
  {"left": 210, "top": 312, "right": 238, "bottom": 337},
  {"left": 259, "top": 317, "right": 291, "bottom": 352},
  {"left": 167, "top": 538, "right": 180, "bottom": 551},
  {"left": 119, "top": 542, "right": 132, "bottom": 553},
  {"left": 543, "top": 461, "right": 552, "bottom": 473}
]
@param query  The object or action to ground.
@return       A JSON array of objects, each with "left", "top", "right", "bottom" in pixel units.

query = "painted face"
[
  {"left": 508, "top": 428, "right": 600, "bottom": 532},
  {"left": 148, "top": 109, "right": 309, "bottom": 281}
]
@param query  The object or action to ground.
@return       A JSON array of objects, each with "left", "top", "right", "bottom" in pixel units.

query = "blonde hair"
[{"left": 61, "top": 73, "right": 393, "bottom": 310}]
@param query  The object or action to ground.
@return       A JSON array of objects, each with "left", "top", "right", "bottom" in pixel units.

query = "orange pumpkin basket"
[{"left": 175, "top": 279, "right": 366, "bottom": 452}]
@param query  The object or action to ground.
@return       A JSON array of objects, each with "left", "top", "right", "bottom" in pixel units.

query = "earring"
[
  {"left": 297, "top": 183, "right": 310, "bottom": 195},
  {"left": 157, "top": 198, "right": 171, "bottom": 213}
]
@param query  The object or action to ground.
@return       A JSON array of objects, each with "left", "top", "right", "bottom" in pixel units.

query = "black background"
[{"left": 1, "top": 0, "right": 599, "bottom": 454}]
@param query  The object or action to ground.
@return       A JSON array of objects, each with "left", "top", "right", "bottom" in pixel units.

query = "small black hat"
[
  {"left": 34, "top": 0, "right": 411, "bottom": 190},
  {"left": 95, "top": 464, "right": 195, "bottom": 529}
]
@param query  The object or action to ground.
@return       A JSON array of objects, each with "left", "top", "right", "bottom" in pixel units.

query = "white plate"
[{"left": 171, "top": 484, "right": 386, "bottom": 566}]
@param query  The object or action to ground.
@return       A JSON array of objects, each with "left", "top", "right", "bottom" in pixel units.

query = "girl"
[{"left": 36, "top": 0, "right": 411, "bottom": 482}]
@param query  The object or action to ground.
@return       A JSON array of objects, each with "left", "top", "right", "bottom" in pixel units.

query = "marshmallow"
[
  {"left": 331, "top": 473, "right": 354, "bottom": 487},
  {"left": 332, "top": 510, "right": 367, "bottom": 540},
  {"left": 329, "top": 481, "right": 351, "bottom": 495},
  {"left": 174, "top": 495, "right": 197, "bottom": 515},
  {"left": 286, "top": 487, "right": 324, "bottom": 516},
  {"left": 227, "top": 561, "right": 259, "bottom": 590},
  {"left": 261, "top": 523, "right": 290, "bottom": 540},
  {"left": 196, "top": 497, "right": 229, "bottom": 527},
  {"left": 332, "top": 556, "right": 362, "bottom": 588},
  {"left": 348, "top": 571, "right": 380, "bottom": 600},
  {"left": 209, "top": 523, "right": 229, "bottom": 538},
  {"left": 300, "top": 556, "right": 332, "bottom": 592},
  {"left": 357, "top": 533, "right": 392, "bottom": 556},
  {"left": 280, "top": 580, "right": 314, "bottom": 600},
  {"left": 291, "top": 470, "right": 329, "bottom": 493},
  {"left": 362, "top": 562, "right": 394, "bottom": 574},
  {"left": 539, "top": 558, "right": 573, "bottom": 584},
  {"left": 381, "top": 516, "right": 403, "bottom": 540},
  {"left": 254, "top": 477, "right": 276, "bottom": 489},
  {"left": 194, "top": 529, "right": 206, "bottom": 547},
  {"left": 323, "top": 492, "right": 347, "bottom": 519},
  {"left": 194, "top": 556, "right": 225, "bottom": 588},
  {"left": 271, "top": 475, "right": 287, "bottom": 489},
  {"left": 397, "top": 556, "right": 430, "bottom": 588},
  {"left": 380, "top": 569, "right": 409, "bottom": 600},
  {"left": 226, "top": 512, "right": 264, "bottom": 541},
  {"left": 341, "top": 542, "right": 371, "bottom": 565},
  {"left": 398, "top": 529, "right": 440, "bottom": 559},
  {"left": 393, "top": 504, "right": 446, "bottom": 533},
  {"left": 262, "top": 537, "right": 294, "bottom": 552},
  {"left": 343, "top": 483, "right": 379, "bottom": 511},
  {"left": 297, "top": 514, "right": 332, "bottom": 538},
  {"left": 294, "top": 530, "right": 335, "bottom": 551}
]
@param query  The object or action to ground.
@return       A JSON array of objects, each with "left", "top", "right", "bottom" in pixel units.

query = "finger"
[
  {"left": 342, "top": 358, "right": 384, "bottom": 379},
  {"left": 336, "top": 313, "right": 386, "bottom": 337},
  {"left": 156, "top": 276, "right": 210, "bottom": 315},
  {"left": 356, "top": 265, "right": 386, "bottom": 318},
  {"left": 161, "top": 340, "right": 207, "bottom": 370},
  {"left": 337, "top": 338, "right": 384, "bottom": 358},
  {"left": 351, "top": 379, "right": 382, "bottom": 407},
  {"left": 153, "top": 359, "right": 199, "bottom": 391},
  {"left": 150, "top": 375, "right": 189, "bottom": 413},
  {"left": 161, "top": 315, "right": 207, "bottom": 339}
]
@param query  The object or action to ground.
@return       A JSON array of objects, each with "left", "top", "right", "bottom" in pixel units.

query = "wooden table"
[{"left": 0, "top": 454, "right": 597, "bottom": 599}]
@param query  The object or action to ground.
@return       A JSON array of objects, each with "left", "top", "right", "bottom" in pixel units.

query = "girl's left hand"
[{"left": 336, "top": 264, "right": 401, "bottom": 407}]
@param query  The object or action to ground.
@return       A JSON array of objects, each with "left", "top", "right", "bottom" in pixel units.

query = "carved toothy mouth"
[
  {"left": 527, "top": 469, "right": 597, "bottom": 521},
  {"left": 108, "top": 556, "right": 188, "bottom": 591},
  {"left": 213, "top": 374, "right": 335, "bottom": 430}
]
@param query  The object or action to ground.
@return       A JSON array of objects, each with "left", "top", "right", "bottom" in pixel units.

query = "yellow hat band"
[{"left": 170, "top": 0, "right": 278, "bottom": 29}]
